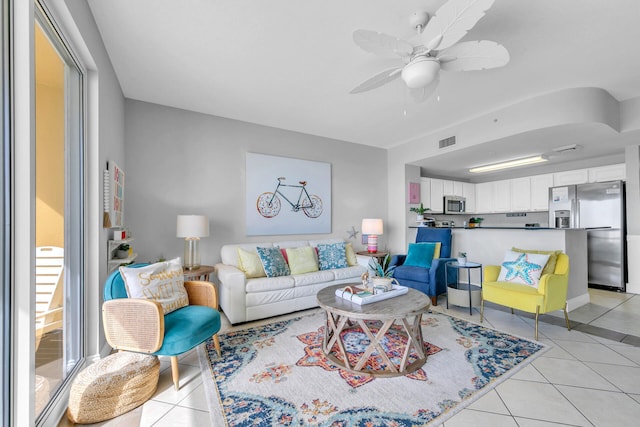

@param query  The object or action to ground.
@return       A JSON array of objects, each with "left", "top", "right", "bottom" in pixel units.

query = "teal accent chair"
[
  {"left": 102, "top": 264, "right": 221, "bottom": 390},
  {"left": 390, "top": 228, "right": 457, "bottom": 305}
]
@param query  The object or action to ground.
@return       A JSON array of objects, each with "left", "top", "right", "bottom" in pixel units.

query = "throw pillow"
[
  {"left": 404, "top": 242, "right": 437, "bottom": 268},
  {"left": 256, "top": 246, "right": 290, "bottom": 277},
  {"left": 120, "top": 257, "right": 188, "bottom": 314},
  {"left": 512, "top": 247, "right": 561, "bottom": 276},
  {"left": 286, "top": 246, "right": 319, "bottom": 275},
  {"left": 317, "top": 242, "right": 348, "bottom": 270},
  {"left": 421, "top": 241, "right": 442, "bottom": 259},
  {"left": 497, "top": 250, "right": 550, "bottom": 288},
  {"left": 345, "top": 243, "right": 358, "bottom": 266},
  {"left": 237, "top": 248, "right": 266, "bottom": 278}
]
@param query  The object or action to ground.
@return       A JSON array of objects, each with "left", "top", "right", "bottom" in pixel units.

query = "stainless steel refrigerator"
[{"left": 549, "top": 180, "right": 626, "bottom": 291}]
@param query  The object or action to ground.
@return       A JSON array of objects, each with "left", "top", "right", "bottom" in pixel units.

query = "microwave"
[{"left": 444, "top": 196, "right": 466, "bottom": 214}]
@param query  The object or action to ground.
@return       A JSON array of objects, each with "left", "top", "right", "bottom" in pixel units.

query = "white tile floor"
[{"left": 59, "top": 289, "right": 640, "bottom": 426}]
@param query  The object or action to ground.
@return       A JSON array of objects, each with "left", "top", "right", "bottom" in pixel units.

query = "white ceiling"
[{"left": 87, "top": 0, "right": 640, "bottom": 180}]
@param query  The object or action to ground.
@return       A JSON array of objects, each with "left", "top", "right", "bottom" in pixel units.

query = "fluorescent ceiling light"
[{"left": 469, "top": 155, "right": 548, "bottom": 173}]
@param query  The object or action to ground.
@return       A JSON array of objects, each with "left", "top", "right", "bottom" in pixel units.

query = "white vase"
[
  {"left": 416, "top": 214, "right": 424, "bottom": 222},
  {"left": 457, "top": 257, "right": 466, "bottom": 265},
  {"left": 371, "top": 277, "right": 398, "bottom": 291}
]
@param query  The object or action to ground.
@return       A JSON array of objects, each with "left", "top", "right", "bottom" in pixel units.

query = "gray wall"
[{"left": 124, "top": 99, "right": 388, "bottom": 265}]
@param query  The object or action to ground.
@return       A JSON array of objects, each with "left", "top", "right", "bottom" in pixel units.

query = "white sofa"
[{"left": 215, "top": 239, "right": 367, "bottom": 324}]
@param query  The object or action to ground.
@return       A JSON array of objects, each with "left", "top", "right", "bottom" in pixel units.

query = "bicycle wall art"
[{"left": 246, "top": 153, "right": 331, "bottom": 236}]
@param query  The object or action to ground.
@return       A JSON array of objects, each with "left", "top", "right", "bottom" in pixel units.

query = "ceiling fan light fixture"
[
  {"left": 469, "top": 155, "right": 548, "bottom": 173},
  {"left": 401, "top": 57, "right": 440, "bottom": 89}
]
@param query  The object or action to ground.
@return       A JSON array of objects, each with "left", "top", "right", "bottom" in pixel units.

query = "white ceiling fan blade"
[
  {"left": 353, "top": 29, "right": 414, "bottom": 58},
  {"left": 409, "top": 74, "right": 440, "bottom": 103},
  {"left": 350, "top": 67, "right": 402, "bottom": 94},
  {"left": 438, "top": 40, "right": 509, "bottom": 71},
  {"left": 421, "top": 0, "right": 495, "bottom": 52}
]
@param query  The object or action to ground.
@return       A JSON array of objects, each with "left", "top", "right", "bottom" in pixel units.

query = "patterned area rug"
[{"left": 198, "top": 311, "right": 547, "bottom": 426}]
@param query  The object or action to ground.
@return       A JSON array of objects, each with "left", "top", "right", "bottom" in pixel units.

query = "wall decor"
[
  {"left": 103, "top": 161, "right": 125, "bottom": 228},
  {"left": 408, "top": 182, "right": 420, "bottom": 204},
  {"left": 246, "top": 153, "right": 331, "bottom": 236}
]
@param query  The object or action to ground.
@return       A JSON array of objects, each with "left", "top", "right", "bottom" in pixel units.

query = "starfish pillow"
[{"left": 497, "top": 250, "right": 550, "bottom": 288}]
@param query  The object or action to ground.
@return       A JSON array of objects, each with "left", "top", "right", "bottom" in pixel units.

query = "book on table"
[{"left": 335, "top": 284, "right": 409, "bottom": 305}]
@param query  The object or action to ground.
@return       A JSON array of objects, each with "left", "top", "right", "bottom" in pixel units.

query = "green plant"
[
  {"left": 369, "top": 254, "right": 395, "bottom": 278},
  {"left": 409, "top": 203, "right": 430, "bottom": 215},
  {"left": 458, "top": 251, "right": 467, "bottom": 258},
  {"left": 116, "top": 243, "right": 130, "bottom": 251},
  {"left": 468, "top": 217, "right": 484, "bottom": 224}
]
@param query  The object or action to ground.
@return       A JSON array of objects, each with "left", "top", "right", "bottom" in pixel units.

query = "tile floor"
[{"left": 59, "top": 288, "right": 640, "bottom": 426}]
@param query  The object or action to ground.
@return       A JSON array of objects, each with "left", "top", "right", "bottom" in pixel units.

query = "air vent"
[{"left": 439, "top": 136, "right": 456, "bottom": 148}]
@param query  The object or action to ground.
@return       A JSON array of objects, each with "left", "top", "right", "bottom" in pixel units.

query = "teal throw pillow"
[
  {"left": 256, "top": 246, "right": 290, "bottom": 277},
  {"left": 404, "top": 242, "right": 437, "bottom": 268},
  {"left": 317, "top": 242, "right": 348, "bottom": 270}
]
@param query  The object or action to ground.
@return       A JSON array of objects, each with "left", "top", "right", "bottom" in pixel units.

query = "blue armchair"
[
  {"left": 102, "top": 264, "right": 222, "bottom": 390},
  {"left": 390, "top": 228, "right": 457, "bottom": 305}
]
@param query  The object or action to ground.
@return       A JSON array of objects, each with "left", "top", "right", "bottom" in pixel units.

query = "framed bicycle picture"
[{"left": 246, "top": 153, "right": 331, "bottom": 236}]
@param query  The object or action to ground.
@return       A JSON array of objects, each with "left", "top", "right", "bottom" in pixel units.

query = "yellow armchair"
[{"left": 481, "top": 253, "right": 571, "bottom": 340}]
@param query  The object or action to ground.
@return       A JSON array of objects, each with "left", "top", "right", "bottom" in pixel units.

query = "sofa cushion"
[
  {"left": 119, "top": 258, "right": 188, "bottom": 315},
  {"left": 317, "top": 242, "right": 348, "bottom": 270},
  {"left": 404, "top": 243, "right": 437, "bottom": 268},
  {"left": 512, "top": 247, "right": 562, "bottom": 276},
  {"left": 497, "top": 250, "right": 550, "bottom": 288},
  {"left": 237, "top": 248, "right": 266, "bottom": 278},
  {"left": 286, "top": 246, "right": 319, "bottom": 275},
  {"left": 392, "top": 264, "right": 430, "bottom": 283},
  {"left": 331, "top": 265, "right": 366, "bottom": 281},
  {"left": 292, "top": 270, "right": 334, "bottom": 286},
  {"left": 345, "top": 243, "right": 358, "bottom": 266},
  {"left": 245, "top": 275, "right": 295, "bottom": 293},
  {"left": 256, "top": 247, "right": 290, "bottom": 277}
]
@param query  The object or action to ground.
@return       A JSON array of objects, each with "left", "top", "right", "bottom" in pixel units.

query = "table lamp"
[
  {"left": 176, "top": 214, "right": 209, "bottom": 270},
  {"left": 361, "top": 218, "right": 383, "bottom": 253}
]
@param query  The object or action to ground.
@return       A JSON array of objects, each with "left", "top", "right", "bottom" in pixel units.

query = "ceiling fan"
[{"left": 350, "top": 0, "right": 509, "bottom": 102}]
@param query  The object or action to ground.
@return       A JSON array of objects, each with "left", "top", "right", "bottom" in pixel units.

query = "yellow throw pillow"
[
  {"left": 512, "top": 247, "right": 562, "bottom": 276},
  {"left": 120, "top": 257, "right": 188, "bottom": 314},
  {"left": 237, "top": 248, "right": 266, "bottom": 278},
  {"left": 345, "top": 243, "right": 358, "bottom": 266},
  {"left": 286, "top": 246, "right": 319, "bottom": 275}
]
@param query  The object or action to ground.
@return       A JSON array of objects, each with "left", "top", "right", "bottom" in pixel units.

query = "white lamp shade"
[
  {"left": 176, "top": 215, "right": 210, "bottom": 238},
  {"left": 361, "top": 218, "right": 383, "bottom": 235},
  {"left": 401, "top": 57, "right": 440, "bottom": 89}
]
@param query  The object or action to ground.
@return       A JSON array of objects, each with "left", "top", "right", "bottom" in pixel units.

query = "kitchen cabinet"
[
  {"left": 492, "top": 180, "right": 511, "bottom": 212},
  {"left": 553, "top": 169, "right": 589, "bottom": 186},
  {"left": 510, "top": 177, "right": 531, "bottom": 212},
  {"left": 588, "top": 164, "right": 625, "bottom": 183},
  {"left": 430, "top": 178, "right": 445, "bottom": 213},
  {"left": 474, "top": 182, "right": 493, "bottom": 213},
  {"left": 462, "top": 182, "right": 476, "bottom": 213},
  {"left": 419, "top": 177, "right": 431, "bottom": 210},
  {"left": 530, "top": 173, "right": 554, "bottom": 211},
  {"left": 443, "top": 180, "right": 463, "bottom": 196}
]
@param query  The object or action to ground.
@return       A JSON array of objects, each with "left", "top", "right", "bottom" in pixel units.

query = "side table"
[
  {"left": 445, "top": 261, "right": 483, "bottom": 315},
  {"left": 182, "top": 265, "right": 215, "bottom": 281},
  {"left": 355, "top": 251, "right": 389, "bottom": 262}
]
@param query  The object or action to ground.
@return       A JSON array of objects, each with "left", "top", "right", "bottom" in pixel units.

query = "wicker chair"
[{"left": 102, "top": 265, "right": 222, "bottom": 390}]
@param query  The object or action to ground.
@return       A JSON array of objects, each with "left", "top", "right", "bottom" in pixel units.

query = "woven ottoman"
[{"left": 67, "top": 352, "right": 160, "bottom": 424}]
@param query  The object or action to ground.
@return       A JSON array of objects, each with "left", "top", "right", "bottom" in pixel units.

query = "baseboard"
[{"left": 567, "top": 292, "right": 590, "bottom": 311}]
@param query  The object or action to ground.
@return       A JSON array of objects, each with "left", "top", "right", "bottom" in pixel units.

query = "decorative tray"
[{"left": 335, "top": 284, "right": 408, "bottom": 305}]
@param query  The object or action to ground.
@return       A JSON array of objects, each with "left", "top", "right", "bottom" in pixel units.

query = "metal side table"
[{"left": 445, "top": 261, "right": 483, "bottom": 315}]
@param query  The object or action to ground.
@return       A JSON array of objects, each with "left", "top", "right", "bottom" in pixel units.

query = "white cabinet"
[
  {"left": 530, "top": 173, "right": 554, "bottom": 211},
  {"left": 443, "top": 180, "right": 463, "bottom": 196},
  {"left": 492, "top": 180, "right": 511, "bottom": 212},
  {"left": 553, "top": 169, "right": 589, "bottom": 186},
  {"left": 588, "top": 164, "right": 625, "bottom": 183},
  {"left": 108, "top": 238, "right": 138, "bottom": 273},
  {"left": 475, "top": 182, "right": 493, "bottom": 213},
  {"left": 430, "top": 178, "right": 444, "bottom": 213},
  {"left": 419, "top": 177, "right": 431, "bottom": 210},
  {"left": 462, "top": 182, "right": 476, "bottom": 213},
  {"left": 510, "top": 177, "right": 531, "bottom": 212}
]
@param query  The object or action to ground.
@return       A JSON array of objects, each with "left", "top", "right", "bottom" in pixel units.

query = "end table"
[{"left": 445, "top": 261, "right": 483, "bottom": 315}]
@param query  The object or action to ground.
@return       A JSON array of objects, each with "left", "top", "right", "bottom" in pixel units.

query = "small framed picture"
[
  {"left": 362, "top": 234, "right": 369, "bottom": 245},
  {"left": 408, "top": 182, "right": 420, "bottom": 204}
]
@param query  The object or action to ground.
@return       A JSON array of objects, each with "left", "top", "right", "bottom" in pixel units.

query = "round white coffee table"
[{"left": 316, "top": 284, "right": 431, "bottom": 377}]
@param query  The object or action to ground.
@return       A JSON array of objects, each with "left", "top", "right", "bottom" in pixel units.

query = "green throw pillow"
[
  {"left": 404, "top": 242, "right": 437, "bottom": 268},
  {"left": 512, "top": 247, "right": 562, "bottom": 276}
]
